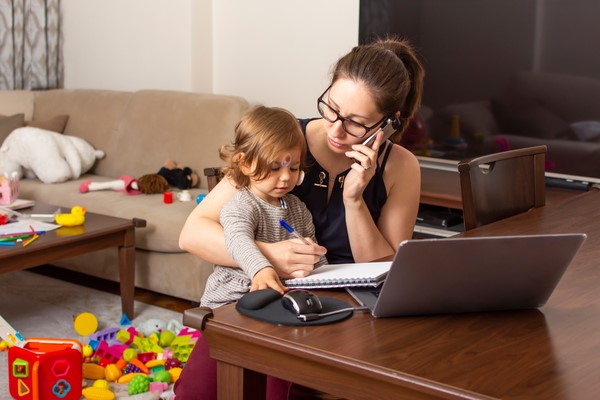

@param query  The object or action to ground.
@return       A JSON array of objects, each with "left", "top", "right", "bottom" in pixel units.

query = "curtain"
[{"left": 0, "top": 0, "right": 62, "bottom": 90}]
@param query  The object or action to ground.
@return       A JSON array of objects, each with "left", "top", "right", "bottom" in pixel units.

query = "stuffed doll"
[
  {"left": 79, "top": 160, "right": 198, "bottom": 195},
  {"left": 0, "top": 127, "right": 104, "bottom": 184},
  {"left": 157, "top": 160, "right": 199, "bottom": 189}
]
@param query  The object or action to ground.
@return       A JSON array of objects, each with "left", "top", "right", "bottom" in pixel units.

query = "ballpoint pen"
[
  {"left": 280, "top": 219, "right": 327, "bottom": 262},
  {"left": 279, "top": 219, "right": 311, "bottom": 245}
]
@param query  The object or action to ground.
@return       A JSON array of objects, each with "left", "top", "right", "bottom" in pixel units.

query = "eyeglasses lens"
[{"left": 317, "top": 100, "right": 367, "bottom": 138}]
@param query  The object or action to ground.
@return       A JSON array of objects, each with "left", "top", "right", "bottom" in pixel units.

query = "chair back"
[{"left": 458, "top": 145, "right": 547, "bottom": 230}]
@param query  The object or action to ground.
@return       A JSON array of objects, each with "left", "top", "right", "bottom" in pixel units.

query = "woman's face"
[{"left": 321, "top": 78, "right": 384, "bottom": 153}]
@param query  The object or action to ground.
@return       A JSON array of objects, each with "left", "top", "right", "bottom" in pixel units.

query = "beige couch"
[{"left": 0, "top": 89, "right": 249, "bottom": 302}]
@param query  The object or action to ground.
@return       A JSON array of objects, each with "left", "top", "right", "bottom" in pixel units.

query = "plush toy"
[
  {"left": 157, "top": 160, "right": 199, "bottom": 189},
  {"left": 136, "top": 318, "right": 183, "bottom": 337},
  {"left": 0, "top": 127, "right": 105, "bottom": 184},
  {"left": 79, "top": 160, "right": 198, "bottom": 195}
]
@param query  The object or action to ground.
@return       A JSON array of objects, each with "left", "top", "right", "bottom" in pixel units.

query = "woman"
[
  {"left": 181, "top": 36, "right": 423, "bottom": 274},
  {"left": 176, "top": 36, "right": 425, "bottom": 399}
]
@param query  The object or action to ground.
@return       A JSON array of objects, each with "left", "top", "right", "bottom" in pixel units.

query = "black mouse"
[
  {"left": 237, "top": 288, "right": 282, "bottom": 310},
  {"left": 281, "top": 290, "right": 323, "bottom": 315}
]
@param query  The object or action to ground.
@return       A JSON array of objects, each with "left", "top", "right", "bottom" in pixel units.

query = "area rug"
[{"left": 0, "top": 270, "right": 184, "bottom": 399}]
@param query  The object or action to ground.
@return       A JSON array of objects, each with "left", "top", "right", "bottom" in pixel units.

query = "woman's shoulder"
[{"left": 381, "top": 142, "right": 420, "bottom": 183}]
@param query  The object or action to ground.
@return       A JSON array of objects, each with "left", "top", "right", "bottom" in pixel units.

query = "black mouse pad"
[{"left": 236, "top": 289, "right": 354, "bottom": 326}]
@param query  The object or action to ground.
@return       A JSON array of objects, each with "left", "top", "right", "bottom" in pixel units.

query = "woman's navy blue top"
[{"left": 291, "top": 119, "right": 393, "bottom": 264}]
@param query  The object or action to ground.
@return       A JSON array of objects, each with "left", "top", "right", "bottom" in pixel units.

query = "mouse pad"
[{"left": 235, "top": 289, "right": 354, "bottom": 326}]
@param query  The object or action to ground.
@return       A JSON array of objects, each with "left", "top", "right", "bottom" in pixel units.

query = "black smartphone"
[{"left": 361, "top": 118, "right": 397, "bottom": 148}]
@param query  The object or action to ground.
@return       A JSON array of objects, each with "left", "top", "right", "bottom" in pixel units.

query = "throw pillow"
[
  {"left": 0, "top": 114, "right": 26, "bottom": 144},
  {"left": 25, "top": 114, "right": 69, "bottom": 133},
  {"left": 569, "top": 121, "right": 600, "bottom": 142},
  {"left": 491, "top": 96, "right": 568, "bottom": 139}
]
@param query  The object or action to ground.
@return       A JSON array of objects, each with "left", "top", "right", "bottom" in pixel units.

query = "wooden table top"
[{"left": 205, "top": 188, "right": 600, "bottom": 399}]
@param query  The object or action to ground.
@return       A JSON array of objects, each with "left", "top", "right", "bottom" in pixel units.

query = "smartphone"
[{"left": 361, "top": 118, "right": 397, "bottom": 148}]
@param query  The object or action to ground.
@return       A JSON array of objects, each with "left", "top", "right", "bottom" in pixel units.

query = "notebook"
[
  {"left": 346, "top": 233, "right": 586, "bottom": 318},
  {"left": 284, "top": 261, "right": 391, "bottom": 289}
]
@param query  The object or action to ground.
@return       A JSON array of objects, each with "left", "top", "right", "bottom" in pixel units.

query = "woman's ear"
[{"left": 297, "top": 170, "right": 305, "bottom": 186}]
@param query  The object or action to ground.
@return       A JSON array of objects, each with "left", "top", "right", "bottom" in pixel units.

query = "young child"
[{"left": 200, "top": 105, "right": 327, "bottom": 309}]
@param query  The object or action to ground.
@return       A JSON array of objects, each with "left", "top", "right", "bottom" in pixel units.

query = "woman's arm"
[
  {"left": 179, "top": 176, "right": 238, "bottom": 266},
  {"left": 179, "top": 176, "right": 326, "bottom": 277},
  {"left": 343, "top": 140, "right": 421, "bottom": 263}
]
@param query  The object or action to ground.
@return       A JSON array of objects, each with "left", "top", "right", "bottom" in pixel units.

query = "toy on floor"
[
  {"left": 79, "top": 160, "right": 199, "bottom": 195},
  {"left": 55, "top": 205, "right": 86, "bottom": 226},
  {"left": 74, "top": 312, "right": 99, "bottom": 336},
  {"left": 2, "top": 315, "right": 84, "bottom": 400},
  {"left": 0, "top": 126, "right": 105, "bottom": 184}
]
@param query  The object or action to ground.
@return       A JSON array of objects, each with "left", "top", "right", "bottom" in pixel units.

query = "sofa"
[
  {"left": 429, "top": 72, "right": 600, "bottom": 178},
  {"left": 0, "top": 89, "right": 249, "bottom": 302}
]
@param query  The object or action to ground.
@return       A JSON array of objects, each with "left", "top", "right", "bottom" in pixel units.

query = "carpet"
[{"left": 0, "top": 270, "right": 184, "bottom": 399}]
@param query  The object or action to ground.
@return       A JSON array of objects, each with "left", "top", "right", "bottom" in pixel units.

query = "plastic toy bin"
[
  {"left": 8, "top": 339, "right": 82, "bottom": 400},
  {"left": 0, "top": 174, "right": 19, "bottom": 205}
]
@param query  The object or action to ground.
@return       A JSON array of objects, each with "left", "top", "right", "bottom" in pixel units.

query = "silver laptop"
[{"left": 347, "top": 233, "right": 586, "bottom": 317}]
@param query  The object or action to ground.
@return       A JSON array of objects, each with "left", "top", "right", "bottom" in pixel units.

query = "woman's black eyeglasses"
[{"left": 317, "top": 85, "right": 387, "bottom": 138}]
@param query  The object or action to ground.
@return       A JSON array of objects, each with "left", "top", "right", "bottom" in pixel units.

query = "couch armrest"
[{"left": 203, "top": 167, "right": 224, "bottom": 192}]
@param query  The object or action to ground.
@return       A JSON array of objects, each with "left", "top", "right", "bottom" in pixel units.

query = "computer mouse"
[
  {"left": 281, "top": 290, "right": 323, "bottom": 315},
  {"left": 237, "top": 288, "right": 282, "bottom": 310}
]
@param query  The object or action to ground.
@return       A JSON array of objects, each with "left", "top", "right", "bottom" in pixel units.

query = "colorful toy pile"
[{"left": 1, "top": 312, "right": 198, "bottom": 400}]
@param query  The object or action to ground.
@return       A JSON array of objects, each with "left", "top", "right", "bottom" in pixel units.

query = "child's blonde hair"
[{"left": 220, "top": 105, "right": 306, "bottom": 188}]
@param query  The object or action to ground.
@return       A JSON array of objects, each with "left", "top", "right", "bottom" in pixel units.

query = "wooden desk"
[{"left": 202, "top": 188, "right": 600, "bottom": 399}]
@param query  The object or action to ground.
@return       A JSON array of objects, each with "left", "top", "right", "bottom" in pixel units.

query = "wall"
[{"left": 61, "top": 0, "right": 359, "bottom": 117}]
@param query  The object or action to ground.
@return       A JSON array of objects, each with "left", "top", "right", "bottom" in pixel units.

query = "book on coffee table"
[{"left": 5, "top": 199, "right": 35, "bottom": 210}]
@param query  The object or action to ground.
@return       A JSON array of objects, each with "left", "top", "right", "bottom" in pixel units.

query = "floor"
[{"left": 30, "top": 264, "right": 195, "bottom": 314}]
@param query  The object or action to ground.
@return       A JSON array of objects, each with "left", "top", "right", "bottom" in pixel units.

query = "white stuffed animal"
[{"left": 0, "top": 126, "right": 105, "bottom": 184}]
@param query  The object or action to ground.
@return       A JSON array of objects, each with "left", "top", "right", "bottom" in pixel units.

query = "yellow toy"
[
  {"left": 55, "top": 205, "right": 86, "bottom": 226},
  {"left": 81, "top": 385, "right": 115, "bottom": 400},
  {"left": 74, "top": 312, "right": 98, "bottom": 336}
]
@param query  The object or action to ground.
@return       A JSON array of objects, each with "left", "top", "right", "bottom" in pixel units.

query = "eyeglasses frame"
[{"left": 317, "top": 85, "right": 388, "bottom": 138}]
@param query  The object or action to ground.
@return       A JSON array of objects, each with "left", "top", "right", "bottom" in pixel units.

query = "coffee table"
[{"left": 0, "top": 203, "right": 145, "bottom": 319}]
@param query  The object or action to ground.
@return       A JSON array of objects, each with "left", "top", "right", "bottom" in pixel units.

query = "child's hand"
[{"left": 250, "top": 267, "right": 287, "bottom": 294}]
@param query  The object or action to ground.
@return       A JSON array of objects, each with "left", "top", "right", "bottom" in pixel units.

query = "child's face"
[{"left": 248, "top": 148, "right": 302, "bottom": 206}]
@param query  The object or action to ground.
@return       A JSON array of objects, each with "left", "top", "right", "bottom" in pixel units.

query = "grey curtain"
[{"left": 0, "top": 0, "right": 62, "bottom": 90}]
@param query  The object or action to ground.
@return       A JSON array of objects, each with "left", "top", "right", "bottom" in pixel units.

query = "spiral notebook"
[{"left": 284, "top": 261, "right": 391, "bottom": 289}]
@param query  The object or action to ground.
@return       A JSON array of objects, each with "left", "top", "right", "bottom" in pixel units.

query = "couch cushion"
[
  {"left": 0, "top": 114, "right": 25, "bottom": 143},
  {"left": 26, "top": 114, "right": 69, "bottom": 133},
  {"left": 0, "top": 91, "right": 34, "bottom": 119},
  {"left": 18, "top": 175, "right": 206, "bottom": 253},
  {"left": 492, "top": 96, "right": 569, "bottom": 139},
  {"left": 103, "top": 90, "right": 248, "bottom": 188},
  {"left": 33, "top": 90, "right": 133, "bottom": 176}
]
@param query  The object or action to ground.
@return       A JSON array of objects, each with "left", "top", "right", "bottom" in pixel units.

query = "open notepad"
[{"left": 284, "top": 261, "right": 392, "bottom": 289}]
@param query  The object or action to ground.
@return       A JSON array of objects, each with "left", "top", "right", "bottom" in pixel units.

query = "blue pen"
[
  {"left": 279, "top": 219, "right": 311, "bottom": 245},
  {"left": 0, "top": 241, "right": 16, "bottom": 247}
]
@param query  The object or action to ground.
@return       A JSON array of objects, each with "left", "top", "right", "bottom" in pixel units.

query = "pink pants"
[{"left": 173, "top": 334, "right": 295, "bottom": 399}]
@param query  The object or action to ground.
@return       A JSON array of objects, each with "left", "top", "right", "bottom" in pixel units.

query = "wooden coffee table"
[{"left": 0, "top": 203, "right": 145, "bottom": 319}]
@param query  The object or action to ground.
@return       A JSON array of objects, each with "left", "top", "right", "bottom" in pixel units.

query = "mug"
[
  {"left": 163, "top": 192, "right": 173, "bottom": 204},
  {"left": 177, "top": 190, "right": 192, "bottom": 202}
]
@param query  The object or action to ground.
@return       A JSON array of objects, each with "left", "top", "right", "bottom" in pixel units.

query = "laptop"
[{"left": 347, "top": 233, "right": 586, "bottom": 317}]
